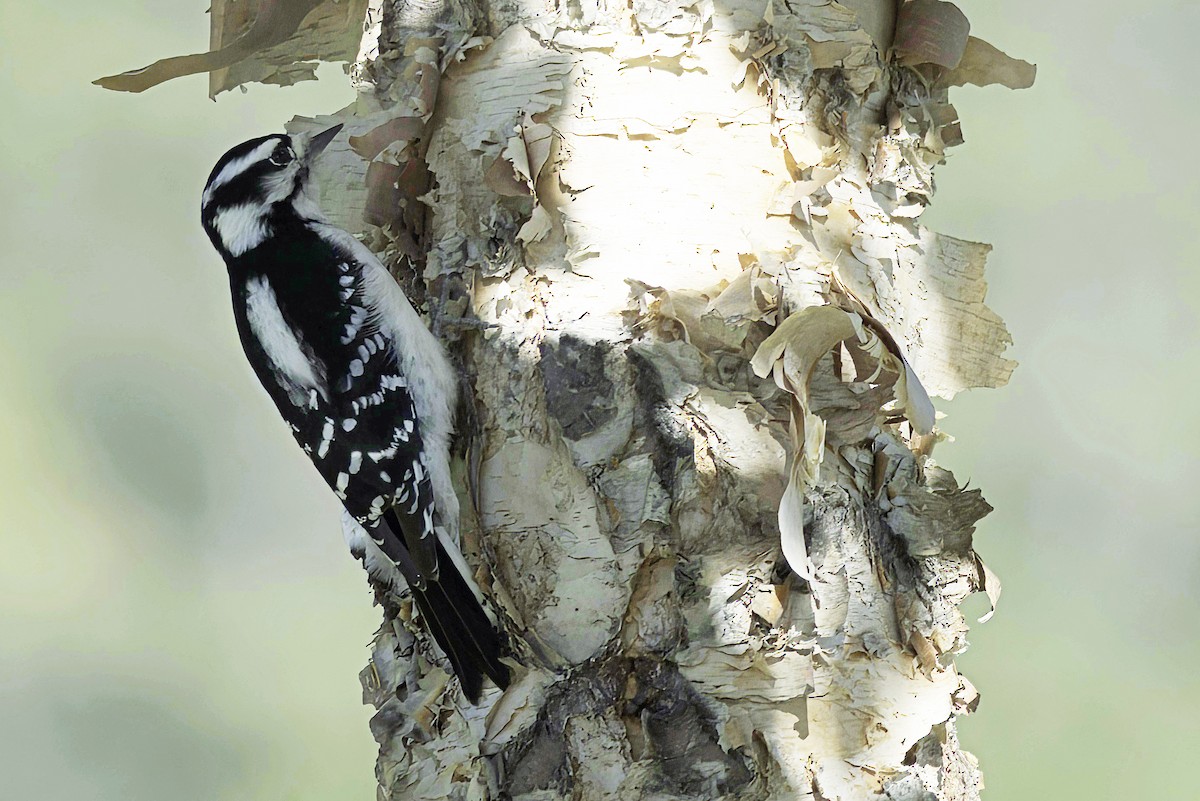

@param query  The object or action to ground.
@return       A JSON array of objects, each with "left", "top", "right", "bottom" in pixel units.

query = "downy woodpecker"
[{"left": 200, "top": 126, "right": 509, "bottom": 701}]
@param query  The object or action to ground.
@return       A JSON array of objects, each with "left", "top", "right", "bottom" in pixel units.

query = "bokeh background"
[{"left": 1, "top": 1, "right": 1195, "bottom": 799}]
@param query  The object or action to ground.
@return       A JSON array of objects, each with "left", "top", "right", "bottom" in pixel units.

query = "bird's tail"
[{"left": 407, "top": 537, "right": 511, "bottom": 702}]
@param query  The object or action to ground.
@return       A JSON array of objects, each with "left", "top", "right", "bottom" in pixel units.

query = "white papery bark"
[{"left": 207, "top": 1, "right": 1029, "bottom": 798}]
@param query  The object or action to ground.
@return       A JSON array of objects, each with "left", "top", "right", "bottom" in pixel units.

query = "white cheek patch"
[
  {"left": 213, "top": 203, "right": 270, "bottom": 257},
  {"left": 260, "top": 165, "right": 299, "bottom": 206},
  {"left": 245, "top": 275, "right": 330, "bottom": 405}
]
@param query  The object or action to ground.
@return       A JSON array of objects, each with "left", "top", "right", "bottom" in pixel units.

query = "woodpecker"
[{"left": 200, "top": 125, "right": 509, "bottom": 701}]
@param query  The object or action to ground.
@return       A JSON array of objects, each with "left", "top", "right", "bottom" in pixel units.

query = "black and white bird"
[{"left": 200, "top": 125, "right": 510, "bottom": 701}]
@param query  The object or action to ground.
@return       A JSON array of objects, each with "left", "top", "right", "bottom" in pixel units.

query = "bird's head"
[{"left": 201, "top": 125, "right": 342, "bottom": 259}]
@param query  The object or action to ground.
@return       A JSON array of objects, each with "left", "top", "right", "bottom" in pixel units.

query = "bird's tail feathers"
[{"left": 408, "top": 537, "right": 511, "bottom": 702}]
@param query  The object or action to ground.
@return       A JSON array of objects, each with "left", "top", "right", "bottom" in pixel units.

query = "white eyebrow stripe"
[{"left": 203, "top": 139, "right": 280, "bottom": 205}]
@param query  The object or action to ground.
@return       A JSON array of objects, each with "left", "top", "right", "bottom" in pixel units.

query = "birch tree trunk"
[
  {"left": 108, "top": 1, "right": 1029, "bottom": 798},
  {"left": 333, "top": 2, "right": 1026, "bottom": 796}
]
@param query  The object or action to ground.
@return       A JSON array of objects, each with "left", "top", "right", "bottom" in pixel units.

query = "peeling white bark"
[{"left": 203, "top": 1, "right": 1028, "bottom": 798}]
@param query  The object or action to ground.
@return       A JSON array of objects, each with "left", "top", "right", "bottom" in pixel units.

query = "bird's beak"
[{"left": 306, "top": 124, "right": 343, "bottom": 161}]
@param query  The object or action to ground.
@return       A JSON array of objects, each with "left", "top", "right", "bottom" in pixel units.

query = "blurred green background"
[{"left": 0, "top": 2, "right": 1194, "bottom": 799}]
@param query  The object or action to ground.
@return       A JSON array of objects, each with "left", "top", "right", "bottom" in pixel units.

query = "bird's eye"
[{"left": 269, "top": 145, "right": 295, "bottom": 167}]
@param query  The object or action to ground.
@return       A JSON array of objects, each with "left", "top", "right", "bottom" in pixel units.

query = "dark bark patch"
[
  {"left": 627, "top": 349, "right": 695, "bottom": 494},
  {"left": 626, "top": 659, "right": 754, "bottom": 795},
  {"left": 502, "top": 658, "right": 623, "bottom": 797},
  {"left": 501, "top": 657, "right": 753, "bottom": 798},
  {"left": 539, "top": 334, "right": 618, "bottom": 440},
  {"left": 504, "top": 731, "right": 571, "bottom": 797}
]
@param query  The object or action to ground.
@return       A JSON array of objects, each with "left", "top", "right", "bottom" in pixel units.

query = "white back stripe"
[{"left": 245, "top": 275, "right": 329, "bottom": 405}]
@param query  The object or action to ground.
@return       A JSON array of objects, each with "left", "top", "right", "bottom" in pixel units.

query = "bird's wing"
[
  {"left": 311, "top": 260, "right": 441, "bottom": 583},
  {"left": 242, "top": 238, "right": 442, "bottom": 584}
]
